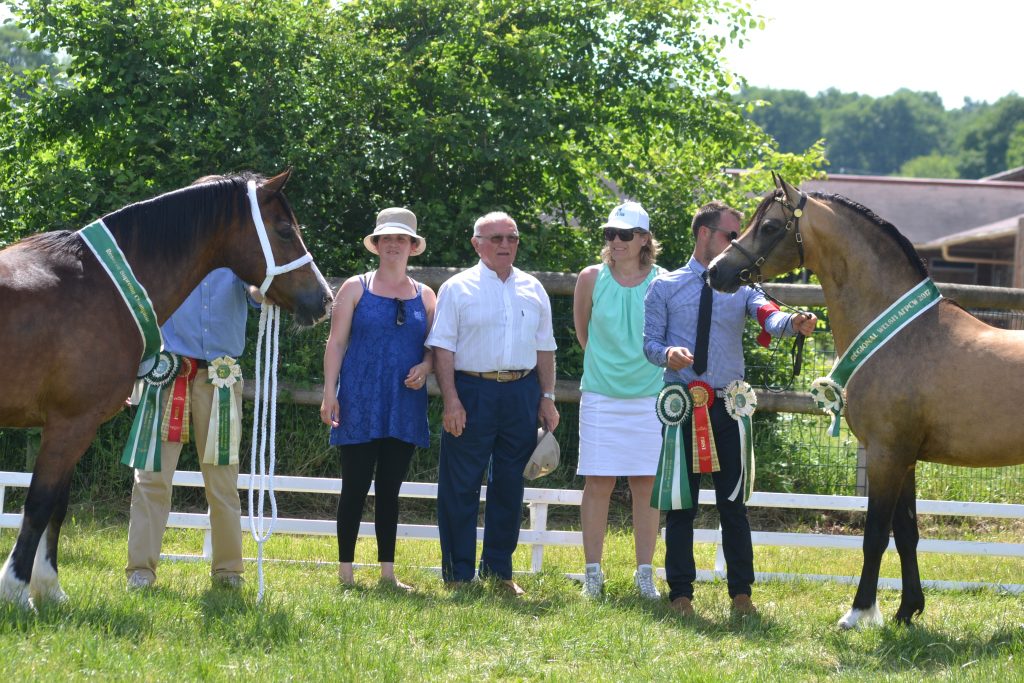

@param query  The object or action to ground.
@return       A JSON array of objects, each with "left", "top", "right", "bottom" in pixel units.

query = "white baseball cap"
[
  {"left": 363, "top": 207, "right": 426, "bottom": 256},
  {"left": 601, "top": 201, "right": 650, "bottom": 232}
]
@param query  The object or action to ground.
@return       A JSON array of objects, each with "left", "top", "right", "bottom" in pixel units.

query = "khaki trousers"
[{"left": 126, "top": 375, "right": 243, "bottom": 581}]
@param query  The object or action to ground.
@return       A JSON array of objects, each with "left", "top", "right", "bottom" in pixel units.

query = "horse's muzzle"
[{"left": 706, "top": 263, "right": 742, "bottom": 293}]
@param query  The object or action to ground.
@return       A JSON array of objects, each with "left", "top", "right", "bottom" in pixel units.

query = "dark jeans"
[
  {"left": 437, "top": 371, "right": 539, "bottom": 582},
  {"left": 665, "top": 400, "right": 755, "bottom": 601},
  {"left": 336, "top": 438, "right": 415, "bottom": 563}
]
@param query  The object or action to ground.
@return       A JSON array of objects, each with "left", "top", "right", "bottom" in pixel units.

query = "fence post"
[
  {"left": 856, "top": 442, "right": 868, "bottom": 496},
  {"left": 529, "top": 502, "right": 548, "bottom": 573},
  {"left": 203, "top": 508, "right": 213, "bottom": 560}
]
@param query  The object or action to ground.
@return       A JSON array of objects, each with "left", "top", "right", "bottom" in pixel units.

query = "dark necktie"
[{"left": 692, "top": 278, "right": 712, "bottom": 375}]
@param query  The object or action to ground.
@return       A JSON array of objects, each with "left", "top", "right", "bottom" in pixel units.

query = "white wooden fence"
[{"left": 2, "top": 469, "right": 1022, "bottom": 592}]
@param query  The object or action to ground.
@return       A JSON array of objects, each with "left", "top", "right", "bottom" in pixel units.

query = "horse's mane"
[
  {"left": 809, "top": 191, "right": 929, "bottom": 279},
  {"left": 18, "top": 230, "right": 83, "bottom": 260},
  {"left": 751, "top": 189, "right": 928, "bottom": 279},
  {"left": 102, "top": 172, "right": 266, "bottom": 262}
]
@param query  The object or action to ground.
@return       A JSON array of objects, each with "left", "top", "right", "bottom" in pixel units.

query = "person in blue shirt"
[
  {"left": 125, "top": 267, "right": 261, "bottom": 590},
  {"left": 643, "top": 200, "right": 816, "bottom": 617}
]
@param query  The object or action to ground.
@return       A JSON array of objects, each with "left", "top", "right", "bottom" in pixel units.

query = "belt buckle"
[{"left": 495, "top": 370, "right": 516, "bottom": 382}]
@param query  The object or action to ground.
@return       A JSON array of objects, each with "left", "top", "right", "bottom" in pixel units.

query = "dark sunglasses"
[
  {"left": 705, "top": 225, "right": 738, "bottom": 240},
  {"left": 394, "top": 298, "right": 406, "bottom": 326},
  {"left": 481, "top": 233, "right": 520, "bottom": 245},
  {"left": 603, "top": 227, "right": 644, "bottom": 242}
]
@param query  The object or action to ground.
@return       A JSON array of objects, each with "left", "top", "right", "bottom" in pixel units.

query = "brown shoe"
[
  {"left": 669, "top": 596, "right": 694, "bottom": 617},
  {"left": 732, "top": 594, "right": 758, "bottom": 615},
  {"left": 498, "top": 579, "right": 526, "bottom": 597}
]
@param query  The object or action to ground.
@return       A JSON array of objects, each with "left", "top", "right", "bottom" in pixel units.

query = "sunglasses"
[
  {"left": 479, "top": 233, "right": 520, "bottom": 245},
  {"left": 705, "top": 225, "right": 738, "bottom": 240},
  {"left": 394, "top": 298, "right": 406, "bottom": 326},
  {"left": 603, "top": 228, "right": 644, "bottom": 242}
]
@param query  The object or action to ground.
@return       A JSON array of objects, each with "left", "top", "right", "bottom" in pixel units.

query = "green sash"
[{"left": 78, "top": 220, "right": 162, "bottom": 362}]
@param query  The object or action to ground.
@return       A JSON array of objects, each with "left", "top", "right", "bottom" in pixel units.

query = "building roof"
[
  {"left": 918, "top": 213, "right": 1024, "bottom": 249},
  {"left": 801, "top": 174, "right": 1024, "bottom": 246}
]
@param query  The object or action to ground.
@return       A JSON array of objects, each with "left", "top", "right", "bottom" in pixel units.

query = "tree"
[
  {"left": 1007, "top": 121, "right": 1024, "bottom": 170},
  {"left": 737, "top": 87, "right": 822, "bottom": 154},
  {"left": 955, "top": 95, "right": 1024, "bottom": 178},
  {"left": 0, "top": 0, "right": 821, "bottom": 273},
  {"left": 899, "top": 153, "right": 958, "bottom": 179}
]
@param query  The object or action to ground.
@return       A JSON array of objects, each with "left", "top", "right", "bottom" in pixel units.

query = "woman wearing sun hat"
[
  {"left": 573, "top": 200, "right": 666, "bottom": 601},
  {"left": 320, "top": 207, "right": 436, "bottom": 590}
]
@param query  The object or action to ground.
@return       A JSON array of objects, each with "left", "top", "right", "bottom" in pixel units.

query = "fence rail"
[{"left": 2, "top": 470, "right": 1021, "bottom": 592}]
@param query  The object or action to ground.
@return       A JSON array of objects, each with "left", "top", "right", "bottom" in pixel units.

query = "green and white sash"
[
  {"left": 723, "top": 380, "right": 757, "bottom": 503},
  {"left": 204, "top": 356, "right": 243, "bottom": 466},
  {"left": 651, "top": 383, "right": 694, "bottom": 510},
  {"left": 811, "top": 278, "right": 943, "bottom": 436},
  {"left": 78, "top": 220, "right": 162, "bottom": 363}
]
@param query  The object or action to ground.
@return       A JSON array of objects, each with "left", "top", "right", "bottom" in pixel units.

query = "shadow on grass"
[
  {"left": 197, "top": 585, "right": 294, "bottom": 650},
  {"left": 826, "top": 620, "right": 1024, "bottom": 674}
]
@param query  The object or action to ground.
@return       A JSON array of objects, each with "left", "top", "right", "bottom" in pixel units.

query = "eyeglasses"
[
  {"left": 705, "top": 225, "right": 738, "bottom": 240},
  {"left": 479, "top": 233, "right": 520, "bottom": 245},
  {"left": 394, "top": 298, "right": 405, "bottom": 326},
  {"left": 603, "top": 228, "right": 644, "bottom": 242}
]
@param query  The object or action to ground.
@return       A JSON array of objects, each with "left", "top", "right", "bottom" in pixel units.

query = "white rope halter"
[{"left": 243, "top": 178, "right": 312, "bottom": 602}]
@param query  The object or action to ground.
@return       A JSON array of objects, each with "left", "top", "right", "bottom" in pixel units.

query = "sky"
[{"left": 722, "top": 0, "right": 1023, "bottom": 109}]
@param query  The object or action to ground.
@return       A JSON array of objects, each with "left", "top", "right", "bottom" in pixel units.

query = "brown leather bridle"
[{"left": 729, "top": 190, "right": 807, "bottom": 284}]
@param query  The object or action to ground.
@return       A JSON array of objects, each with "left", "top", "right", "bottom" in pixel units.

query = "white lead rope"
[{"left": 247, "top": 302, "right": 281, "bottom": 602}]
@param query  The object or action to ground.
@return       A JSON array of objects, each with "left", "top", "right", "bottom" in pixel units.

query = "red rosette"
[{"left": 687, "top": 380, "right": 717, "bottom": 474}]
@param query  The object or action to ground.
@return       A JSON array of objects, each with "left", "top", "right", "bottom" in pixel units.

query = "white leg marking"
[
  {"left": 838, "top": 602, "right": 884, "bottom": 630},
  {"left": 29, "top": 531, "right": 67, "bottom": 606},
  {"left": 0, "top": 549, "right": 31, "bottom": 608}
]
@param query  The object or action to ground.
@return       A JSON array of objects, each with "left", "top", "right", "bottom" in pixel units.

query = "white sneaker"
[
  {"left": 634, "top": 565, "right": 661, "bottom": 600},
  {"left": 581, "top": 564, "right": 604, "bottom": 599},
  {"left": 126, "top": 572, "right": 153, "bottom": 590}
]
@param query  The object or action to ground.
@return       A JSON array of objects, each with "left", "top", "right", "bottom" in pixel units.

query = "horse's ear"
[
  {"left": 262, "top": 168, "right": 293, "bottom": 195},
  {"left": 777, "top": 174, "right": 801, "bottom": 203},
  {"left": 772, "top": 171, "right": 783, "bottom": 190}
]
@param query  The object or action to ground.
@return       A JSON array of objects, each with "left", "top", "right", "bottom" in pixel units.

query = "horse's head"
[
  {"left": 708, "top": 173, "right": 808, "bottom": 293},
  {"left": 228, "top": 169, "right": 333, "bottom": 326}
]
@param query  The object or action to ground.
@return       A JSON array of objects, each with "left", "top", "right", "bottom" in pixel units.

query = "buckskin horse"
[
  {"left": 707, "top": 173, "right": 1024, "bottom": 629},
  {"left": 0, "top": 169, "right": 333, "bottom": 607}
]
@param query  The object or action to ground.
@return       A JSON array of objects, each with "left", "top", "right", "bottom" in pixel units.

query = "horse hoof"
[
  {"left": 0, "top": 581, "right": 32, "bottom": 610},
  {"left": 838, "top": 603, "right": 884, "bottom": 630}
]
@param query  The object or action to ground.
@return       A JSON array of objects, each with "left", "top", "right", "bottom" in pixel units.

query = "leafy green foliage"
[{"left": 0, "top": 0, "right": 820, "bottom": 273}]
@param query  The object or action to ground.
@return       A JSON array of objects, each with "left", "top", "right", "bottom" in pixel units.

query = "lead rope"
[
  {"left": 753, "top": 284, "right": 810, "bottom": 393},
  {"left": 247, "top": 302, "right": 281, "bottom": 603}
]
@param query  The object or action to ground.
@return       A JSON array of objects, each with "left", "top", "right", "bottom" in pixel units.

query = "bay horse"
[
  {"left": 0, "top": 169, "right": 333, "bottom": 607},
  {"left": 707, "top": 173, "right": 1024, "bottom": 629}
]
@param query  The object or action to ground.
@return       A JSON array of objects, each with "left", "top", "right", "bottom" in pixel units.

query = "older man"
[{"left": 426, "top": 211, "right": 559, "bottom": 595}]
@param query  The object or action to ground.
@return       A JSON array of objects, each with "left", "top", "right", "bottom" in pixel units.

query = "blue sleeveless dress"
[{"left": 329, "top": 276, "right": 430, "bottom": 448}]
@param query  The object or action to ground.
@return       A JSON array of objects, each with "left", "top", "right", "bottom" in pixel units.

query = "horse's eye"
[
  {"left": 760, "top": 219, "right": 782, "bottom": 236},
  {"left": 275, "top": 224, "right": 296, "bottom": 240}
]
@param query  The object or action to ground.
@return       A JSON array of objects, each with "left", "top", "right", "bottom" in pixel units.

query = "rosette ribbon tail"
[
  {"left": 724, "top": 380, "right": 757, "bottom": 503},
  {"left": 121, "top": 383, "right": 163, "bottom": 472},
  {"left": 688, "top": 381, "right": 719, "bottom": 474},
  {"left": 651, "top": 383, "right": 694, "bottom": 510}
]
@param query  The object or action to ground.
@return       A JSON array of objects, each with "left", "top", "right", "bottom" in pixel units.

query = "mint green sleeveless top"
[{"left": 580, "top": 264, "right": 664, "bottom": 398}]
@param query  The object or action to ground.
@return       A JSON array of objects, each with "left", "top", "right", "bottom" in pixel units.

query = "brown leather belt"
[{"left": 460, "top": 369, "right": 531, "bottom": 382}]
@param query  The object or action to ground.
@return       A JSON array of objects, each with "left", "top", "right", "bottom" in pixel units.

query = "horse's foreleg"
[
  {"left": 839, "top": 456, "right": 909, "bottom": 630},
  {"left": 892, "top": 468, "right": 923, "bottom": 625}
]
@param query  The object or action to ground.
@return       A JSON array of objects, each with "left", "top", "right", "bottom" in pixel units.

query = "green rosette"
[
  {"left": 204, "top": 356, "right": 242, "bottom": 466},
  {"left": 121, "top": 352, "right": 180, "bottom": 471},
  {"left": 651, "top": 383, "right": 694, "bottom": 511}
]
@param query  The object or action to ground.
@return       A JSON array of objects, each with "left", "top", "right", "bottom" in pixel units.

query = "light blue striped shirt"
[
  {"left": 643, "top": 257, "right": 797, "bottom": 387},
  {"left": 161, "top": 268, "right": 255, "bottom": 361}
]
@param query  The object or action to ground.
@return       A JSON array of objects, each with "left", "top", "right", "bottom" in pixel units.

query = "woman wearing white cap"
[
  {"left": 320, "top": 207, "right": 436, "bottom": 590},
  {"left": 573, "top": 201, "right": 666, "bottom": 600}
]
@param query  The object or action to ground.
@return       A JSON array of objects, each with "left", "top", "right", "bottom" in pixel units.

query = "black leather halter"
[{"left": 730, "top": 191, "right": 807, "bottom": 284}]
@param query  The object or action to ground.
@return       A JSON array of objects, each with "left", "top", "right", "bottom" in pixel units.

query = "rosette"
[
  {"left": 655, "top": 382, "right": 693, "bottom": 426},
  {"left": 122, "top": 351, "right": 182, "bottom": 472},
  {"left": 723, "top": 380, "right": 757, "bottom": 419},
  {"left": 724, "top": 380, "right": 757, "bottom": 503},
  {"left": 810, "top": 376, "right": 846, "bottom": 437},
  {"left": 688, "top": 380, "right": 720, "bottom": 474},
  {"left": 205, "top": 355, "right": 243, "bottom": 466}
]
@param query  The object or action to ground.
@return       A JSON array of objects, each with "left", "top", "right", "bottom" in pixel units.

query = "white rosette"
[
  {"left": 724, "top": 380, "right": 757, "bottom": 503},
  {"left": 205, "top": 356, "right": 243, "bottom": 466},
  {"left": 810, "top": 376, "right": 846, "bottom": 437}
]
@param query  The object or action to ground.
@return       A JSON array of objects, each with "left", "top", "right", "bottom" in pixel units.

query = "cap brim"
[{"left": 363, "top": 232, "right": 427, "bottom": 256}]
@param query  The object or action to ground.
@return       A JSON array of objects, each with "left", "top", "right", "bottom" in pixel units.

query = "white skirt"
[{"left": 577, "top": 391, "right": 662, "bottom": 476}]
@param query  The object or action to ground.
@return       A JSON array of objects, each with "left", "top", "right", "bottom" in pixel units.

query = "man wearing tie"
[{"left": 643, "top": 200, "right": 816, "bottom": 617}]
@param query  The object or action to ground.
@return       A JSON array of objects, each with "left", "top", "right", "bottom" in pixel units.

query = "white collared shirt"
[{"left": 426, "top": 261, "right": 557, "bottom": 371}]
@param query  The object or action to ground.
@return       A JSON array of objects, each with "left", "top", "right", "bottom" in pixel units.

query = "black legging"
[{"left": 337, "top": 438, "right": 415, "bottom": 563}]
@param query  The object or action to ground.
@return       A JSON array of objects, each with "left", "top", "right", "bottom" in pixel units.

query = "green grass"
[{"left": 2, "top": 519, "right": 1023, "bottom": 681}]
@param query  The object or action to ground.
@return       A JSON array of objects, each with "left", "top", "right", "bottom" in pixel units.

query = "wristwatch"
[{"left": 541, "top": 392, "right": 556, "bottom": 402}]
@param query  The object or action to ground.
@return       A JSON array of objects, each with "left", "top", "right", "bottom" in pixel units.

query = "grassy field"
[{"left": 1, "top": 519, "right": 1022, "bottom": 681}]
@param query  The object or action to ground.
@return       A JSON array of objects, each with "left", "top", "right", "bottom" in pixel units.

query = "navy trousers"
[
  {"left": 437, "top": 372, "right": 539, "bottom": 582},
  {"left": 665, "top": 399, "right": 755, "bottom": 601}
]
